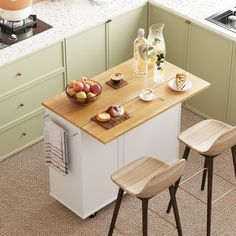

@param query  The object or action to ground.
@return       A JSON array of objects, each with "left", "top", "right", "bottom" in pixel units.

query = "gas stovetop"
[{"left": 0, "top": 15, "right": 52, "bottom": 50}]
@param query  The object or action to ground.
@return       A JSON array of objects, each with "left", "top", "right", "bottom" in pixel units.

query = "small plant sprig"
[{"left": 156, "top": 53, "right": 165, "bottom": 70}]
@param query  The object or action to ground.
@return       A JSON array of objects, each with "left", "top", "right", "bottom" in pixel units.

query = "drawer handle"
[
  {"left": 21, "top": 132, "right": 27, "bottom": 137},
  {"left": 15, "top": 72, "right": 22, "bottom": 78},
  {"left": 18, "top": 103, "right": 24, "bottom": 108}
]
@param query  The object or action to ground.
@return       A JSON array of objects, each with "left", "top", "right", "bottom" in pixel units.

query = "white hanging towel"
[{"left": 44, "top": 119, "right": 68, "bottom": 175}]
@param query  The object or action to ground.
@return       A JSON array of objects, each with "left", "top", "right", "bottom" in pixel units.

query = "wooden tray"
[
  {"left": 106, "top": 79, "right": 128, "bottom": 89},
  {"left": 91, "top": 111, "right": 132, "bottom": 130}
]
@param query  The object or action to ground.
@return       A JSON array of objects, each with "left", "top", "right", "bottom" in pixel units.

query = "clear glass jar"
[
  {"left": 147, "top": 23, "right": 166, "bottom": 66},
  {"left": 147, "top": 23, "right": 166, "bottom": 83}
]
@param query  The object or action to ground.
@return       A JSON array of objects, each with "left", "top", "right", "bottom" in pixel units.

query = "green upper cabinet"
[
  {"left": 185, "top": 23, "right": 233, "bottom": 121},
  {"left": 149, "top": 4, "right": 188, "bottom": 70},
  {"left": 227, "top": 42, "right": 236, "bottom": 126},
  {"left": 66, "top": 24, "right": 106, "bottom": 81},
  {"left": 108, "top": 5, "right": 147, "bottom": 69}
]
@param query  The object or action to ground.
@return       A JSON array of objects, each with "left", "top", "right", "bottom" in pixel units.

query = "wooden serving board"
[
  {"left": 91, "top": 112, "right": 132, "bottom": 130},
  {"left": 106, "top": 79, "right": 128, "bottom": 89}
]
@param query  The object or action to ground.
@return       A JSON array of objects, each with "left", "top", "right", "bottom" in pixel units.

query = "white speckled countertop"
[{"left": 0, "top": 0, "right": 236, "bottom": 67}]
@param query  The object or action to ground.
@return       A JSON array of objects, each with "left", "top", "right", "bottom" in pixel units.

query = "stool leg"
[
  {"left": 108, "top": 188, "right": 124, "bottom": 236},
  {"left": 166, "top": 146, "right": 190, "bottom": 213},
  {"left": 231, "top": 145, "right": 236, "bottom": 179},
  {"left": 201, "top": 157, "right": 208, "bottom": 191},
  {"left": 169, "top": 185, "right": 183, "bottom": 236},
  {"left": 141, "top": 198, "right": 149, "bottom": 236},
  {"left": 206, "top": 157, "right": 214, "bottom": 236}
]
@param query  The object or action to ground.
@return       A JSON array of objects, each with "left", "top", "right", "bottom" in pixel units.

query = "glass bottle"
[{"left": 133, "top": 28, "right": 148, "bottom": 76}]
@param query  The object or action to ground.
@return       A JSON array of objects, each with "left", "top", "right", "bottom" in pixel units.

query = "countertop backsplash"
[{"left": 1, "top": 0, "right": 236, "bottom": 67}]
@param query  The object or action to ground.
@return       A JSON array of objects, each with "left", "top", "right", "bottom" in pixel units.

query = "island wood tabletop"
[{"left": 42, "top": 59, "right": 210, "bottom": 144}]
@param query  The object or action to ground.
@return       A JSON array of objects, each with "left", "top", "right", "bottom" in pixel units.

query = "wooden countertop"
[{"left": 42, "top": 59, "right": 210, "bottom": 144}]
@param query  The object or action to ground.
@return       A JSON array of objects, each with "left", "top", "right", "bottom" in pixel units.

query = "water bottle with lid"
[{"left": 133, "top": 28, "right": 148, "bottom": 76}]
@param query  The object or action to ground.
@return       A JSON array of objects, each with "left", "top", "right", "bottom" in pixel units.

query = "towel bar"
[{"left": 44, "top": 115, "right": 78, "bottom": 137}]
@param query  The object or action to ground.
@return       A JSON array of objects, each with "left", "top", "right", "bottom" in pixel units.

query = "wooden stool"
[
  {"left": 166, "top": 119, "right": 236, "bottom": 236},
  {"left": 108, "top": 157, "right": 186, "bottom": 236}
]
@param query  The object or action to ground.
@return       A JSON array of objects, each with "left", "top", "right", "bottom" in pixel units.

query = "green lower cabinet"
[
  {"left": 0, "top": 73, "right": 64, "bottom": 127},
  {"left": 66, "top": 24, "right": 106, "bottom": 81},
  {"left": 108, "top": 5, "right": 147, "bottom": 68},
  {"left": 149, "top": 4, "right": 188, "bottom": 69},
  {"left": 227, "top": 43, "right": 236, "bottom": 126},
  {"left": 0, "top": 111, "right": 44, "bottom": 161},
  {"left": 185, "top": 23, "right": 233, "bottom": 121},
  {"left": 0, "top": 42, "right": 64, "bottom": 96}
]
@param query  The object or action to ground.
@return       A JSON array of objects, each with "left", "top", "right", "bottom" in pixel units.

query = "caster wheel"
[{"left": 89, "top": 212, "right": 97, "bottom": 218}]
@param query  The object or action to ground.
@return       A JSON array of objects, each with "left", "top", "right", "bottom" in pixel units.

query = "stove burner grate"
[{"left": 0, "top": 15, "right": 37, "bottom": 34}]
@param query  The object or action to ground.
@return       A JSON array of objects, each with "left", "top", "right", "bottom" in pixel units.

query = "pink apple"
[
  {"left": 80, "top": 76, "right": 88, "bottom": 83},
  {"left": 73, "top": 81, "right": 84, "bottom": 92},
  {"left": 90, "top": 83, "right": 101, "bottom": 95},
  {"left": 83, "top": 83, "right": 90, "bottom": 93}
]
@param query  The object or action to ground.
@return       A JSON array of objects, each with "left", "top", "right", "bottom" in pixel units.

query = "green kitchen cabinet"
[
  {"left": 149, "top": 4, "right": 188, "bottom": 70},
  {"left": 0, "top": 41, "right": 65, "bottom": 161},
  {"left": 185, "top": 23, "right": 233, "bottom": 121},
  {"left": 66, "top": 24, "right": 106, "bottom": 80},
  {"left": 227, "top": 42, "right": 236, "bottom": 125},
  {"left": 108, "top": 5, "right": 147, "bottom": 69}
]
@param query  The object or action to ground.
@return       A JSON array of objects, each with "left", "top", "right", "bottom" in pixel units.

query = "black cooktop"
[{"left": 0, "top": 15, "right": 52, "bottom": 50}]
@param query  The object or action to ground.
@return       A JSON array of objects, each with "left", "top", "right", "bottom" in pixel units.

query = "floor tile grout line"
[
  {"left": 213, "top": 172, "right": 236, "bottom": 186},
  {"left": 212, "top": 187, "right": 235, "bottom": 204},
  {"left": 148, "top": 207, "right": 177, "bottom": 229},
  {"left": 179, "top": 187, "right": 207, "bottom": 205}
]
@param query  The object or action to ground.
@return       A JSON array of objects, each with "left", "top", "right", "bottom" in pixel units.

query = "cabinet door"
[
  {"left": 108, "top": 5, "right": 147, "bottom": 68},
  {"left": 66, "top": 24, "right": 106, "bottom": 81},
  {"left": 185, "top": 23, "right": 233, "bottom": 121},
  {"left": 227, "top": 42, "right": 236, "bottom": 125},
  {"left": 149, "top": 4, "right": 188, "bottom": 69}
]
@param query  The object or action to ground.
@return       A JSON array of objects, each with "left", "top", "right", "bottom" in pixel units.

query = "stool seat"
[
  {"left": 108, "top": 157, "right": 186, "bottom": 236},
  {"left": 112, "top": 157, "right": 186, "bottom": 199},
  {"left": 179, "top": 119, "right": 236, "bottom": 156},
  {"left": 167, "top": 118, "right": 236, "bottom": 236}
]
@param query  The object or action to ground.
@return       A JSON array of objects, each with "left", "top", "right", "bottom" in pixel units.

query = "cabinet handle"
[
  {"left": 15, "top": 72, "right": 22, "bottom": 78},
  {"left": 106, "top": 19, "right": 112, "bottom": 23},
  {"left": 18, "top": 103, "right": 24, "bottom": 108},
  {"left": 185, "top": 20, "right": 191, "bottom": 24},
  {"left": 21, "top": 132, "right": 27, "bottom": 137}
]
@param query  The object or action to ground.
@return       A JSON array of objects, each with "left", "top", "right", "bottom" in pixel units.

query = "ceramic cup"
[
  {"left": 110, "top": 71, "right": 124, "bottom": 84},
  {"left": 141, "top": 88, "right": 154, "bottom": 100}
]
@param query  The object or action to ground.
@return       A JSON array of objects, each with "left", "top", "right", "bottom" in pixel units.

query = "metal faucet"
[{"left": 228, "top": 15, "right": 236, "bottom": 28}]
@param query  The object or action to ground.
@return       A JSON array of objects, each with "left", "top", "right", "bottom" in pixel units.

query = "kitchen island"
[{"left": 42, "top": 59, "right": 209, "bottom": 219}]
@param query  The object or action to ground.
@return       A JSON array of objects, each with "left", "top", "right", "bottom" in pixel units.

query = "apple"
[
  {"left": 83, "top": 83, "right": 90, "bottom": 93},
  {"left": 73, "top": 81, "right": 84, "bottom": 92},
  {"left": 67, "top": 87, "right": 76, "bottom": 96},
  {"left": 87, "top": 80, "right": 95, "bottom": 86},
  {"left": 87, "top": 92, "right": 96, "bottom": 101},
  {"left": 80, "top": 76, "right": 88, "bottom": 83},
  {"left": 90, "top": 83, "right": 101, "bottom": 95},
  {"left": 68, "top": 80, "right": 76, "bottom": 88},
  {"left": 75, "top": 91, "right": 87, "bottom": 102}
]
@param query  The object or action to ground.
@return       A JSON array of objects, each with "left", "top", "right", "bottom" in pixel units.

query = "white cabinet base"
[{"left": 45, "top": 104, "right": 181, "bottom": 219}]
